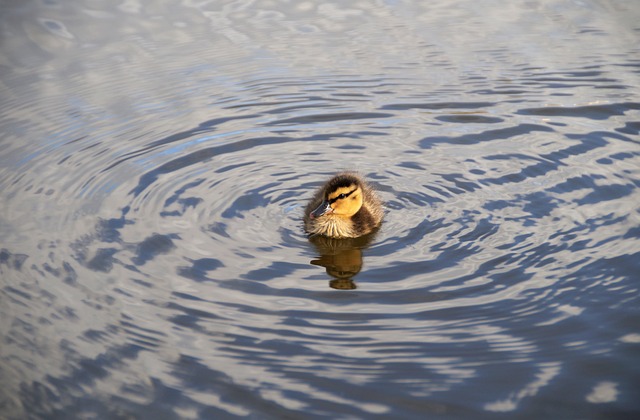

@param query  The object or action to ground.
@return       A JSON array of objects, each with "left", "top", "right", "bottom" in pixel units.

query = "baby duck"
[{"left": 304, "top": 172, "right": 383, "bottom": 238}]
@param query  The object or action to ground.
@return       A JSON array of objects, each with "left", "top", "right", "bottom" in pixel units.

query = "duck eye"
[{"left": 338, "top": 193, "right": 346, "bottom": 199}]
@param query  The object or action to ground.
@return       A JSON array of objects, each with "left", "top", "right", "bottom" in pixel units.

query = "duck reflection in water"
[
  {"left": 308, "top": 233, "right": 378, "bottom": 290},
  {"left": 304, "top": 172, "right": 383, "bottom": 289}
]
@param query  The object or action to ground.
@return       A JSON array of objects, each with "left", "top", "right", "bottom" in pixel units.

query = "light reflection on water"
[{"left": 1, "top": 0, "right": 639, "bottom": 418}]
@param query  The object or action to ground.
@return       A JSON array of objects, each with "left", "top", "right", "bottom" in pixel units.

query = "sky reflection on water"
[{"left": 1, "top": 0, "right": 639, "bottom": 418}]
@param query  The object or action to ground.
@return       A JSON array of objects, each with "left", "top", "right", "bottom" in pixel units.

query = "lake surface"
[{"left": 1, "top": 0, "right": 639, "bottom": 418}]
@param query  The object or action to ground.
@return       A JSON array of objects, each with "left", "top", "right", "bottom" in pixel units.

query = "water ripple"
[
  {"left": 1, "top": 0, "right": 639, "bottom": 418},
  {"left": 517, "top": 102, "right": 640, "bottom": 120}
]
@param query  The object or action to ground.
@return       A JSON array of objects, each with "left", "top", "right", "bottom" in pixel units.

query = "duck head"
[{"left": 310, "top": 174, "right": 364, "bottom": 219}]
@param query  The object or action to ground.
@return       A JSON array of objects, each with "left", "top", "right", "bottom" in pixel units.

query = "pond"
[{"left": 1, "top": 0, "right": 639, "bottom": 418}]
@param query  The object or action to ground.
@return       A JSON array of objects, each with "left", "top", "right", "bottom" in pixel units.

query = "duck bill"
[{"left": 310, "top": 201, "right": 333, "bottom": 219}]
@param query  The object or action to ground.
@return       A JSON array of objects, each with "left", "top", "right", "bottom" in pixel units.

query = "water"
[{"left": 1, "top": 0, "right": 639, "bottom": 418}]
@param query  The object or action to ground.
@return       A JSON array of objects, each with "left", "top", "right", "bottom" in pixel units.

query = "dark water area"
[{"left": 1, "top": 0, "right": 639, "bottom": 418}]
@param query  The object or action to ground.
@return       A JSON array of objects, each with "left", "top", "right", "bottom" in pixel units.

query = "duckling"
[{"left": 304, "top": 172, "right": 383, "bottom": 238}]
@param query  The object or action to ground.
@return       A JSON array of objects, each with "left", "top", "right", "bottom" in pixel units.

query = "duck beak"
[{"left": 310, "top": 201, "right": 333, "bottom": 219}]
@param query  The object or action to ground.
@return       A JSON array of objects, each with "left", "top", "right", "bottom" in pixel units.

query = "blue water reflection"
[{"left": 1, "top": 0, "right": 639, "bottom": 418}]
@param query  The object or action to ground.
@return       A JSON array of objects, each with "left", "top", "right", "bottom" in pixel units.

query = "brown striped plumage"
[{"left": 304, "top": 172, "right": 383, "bottom": 238}]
